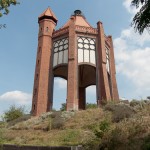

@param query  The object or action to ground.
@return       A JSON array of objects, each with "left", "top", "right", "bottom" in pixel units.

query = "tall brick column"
[
  {"left": 108, "top": 36, "right": 119, "bottom": 101},
  {"left": 79, "top": 87, "right": 86, "bottom": 110},
  {"left": 97, "top": 21, "right": 111, "bottom": 105},
  {"left": 67, "top": 17, "right": 79, "bottom": 110},
  {"left": 31, "top": 8, "right": 57, "bottom": 116}
]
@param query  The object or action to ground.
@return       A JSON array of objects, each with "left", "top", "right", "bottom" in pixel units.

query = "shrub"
[
  {"left": 130, "top": 99, "right": 140, "bottom": 107},
  {"left": 105, "top": 104, "right": 136, "bottom": 122},
  {"left": 94, "top": 120, "right": 110, "bottom": 138},
  {"left": 130, "top": 99, "right": 150, "bottom": 110},
  {"left": 3, "top": 105, "right": 25, "bottom": 122},
  {"left": 7, "top": 114, "right": 31, "bottom": 127},
  {"left": 142, "top": 135, "right": 150, "bottom": 150},
  {"left": 52, "top": 113, "right": 64, "bottom": 129},
  {"left": 47, "top": 111, "right": 64, "bottom": 130},
  {"left": 0, "top": 128, "right": 5, "bottom": 148},
  {"left": 100, "top": 127, "right": 128, "bottom": 150}
]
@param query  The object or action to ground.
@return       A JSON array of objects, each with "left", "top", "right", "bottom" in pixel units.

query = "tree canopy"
[
  {"left": 0, "top": 0, "right": 19, "bottom": 17},
  {"left": 131, "top": 0, "right": 150, "bottom": 34},
  {"left": 2, "top": 105, "right": 25, "bottom": 122}
]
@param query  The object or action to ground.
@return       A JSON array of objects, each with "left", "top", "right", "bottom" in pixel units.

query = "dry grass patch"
[{"left": 64, "top": 108, "right": 107, "bottom": 129}]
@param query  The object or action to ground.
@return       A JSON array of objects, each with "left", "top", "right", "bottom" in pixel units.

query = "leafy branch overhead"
[
  {"left": 0, "top": 0, "right": 19, "bottom": 17},
  {"left": 131, "top": 0, "right": 150, "bottom": 34}
]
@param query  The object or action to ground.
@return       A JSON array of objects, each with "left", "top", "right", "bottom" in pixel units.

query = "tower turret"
[{"left": 32, "top": 8, "right": 57, "bottom": 116}]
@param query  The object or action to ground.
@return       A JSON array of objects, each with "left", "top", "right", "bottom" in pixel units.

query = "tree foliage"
[
  {"left": 0, "top": 0, "right": 19, "bottom": 17},
  {"left": 131, "top": 0, "right": 150, "bottom": 34},
  {"left": 60, "top": 103, "right": 66, "bottom": 111},
  {"left": 3, "top": 105, "right": 25, "bottom": 122}
]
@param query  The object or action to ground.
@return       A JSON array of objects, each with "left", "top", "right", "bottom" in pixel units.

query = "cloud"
[
  {"left": 86, "top": 86, "right": 96, "bottom": 95},
  {"left": 112, "top": 0, "right": 150, "bottom": 99},
  {"left": 54, "top": 78, "right": 67, "bottom": 89},
  {"left": 0, "top": 91, "right": 32, "bottom": 105},
  {"left": 114, "top": 26, "right": 150, "bottom": 98},
  {"left": 123, "top": 0, "right": 141, "bottom": 15},
  {"left": 120, "top": 27, "right": 150, "bottom": 46}
]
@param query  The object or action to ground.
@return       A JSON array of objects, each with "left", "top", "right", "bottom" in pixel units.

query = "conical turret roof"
[{"left": 38, "top": 7, "right": 58, "bottom": 23}]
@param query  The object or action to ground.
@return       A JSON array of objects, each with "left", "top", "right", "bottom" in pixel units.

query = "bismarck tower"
[{"left": 32, "top": 8, "right": 119, "bottom": 116}]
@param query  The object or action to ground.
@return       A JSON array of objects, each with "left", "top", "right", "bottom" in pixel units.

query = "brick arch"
[{"left": 53, "top": 64, "right": 68, "bottom": 80}]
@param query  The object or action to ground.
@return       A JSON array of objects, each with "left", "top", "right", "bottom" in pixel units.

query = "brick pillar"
[
  {"left": 96, "top": 21, "right": 111, "bottom": 106},
  {"left": 79, "top": 87, "right": 86, "bottom": 110},
  {"left": 67, "top": 17, "right": 78, "bottom": 111},
  {"left": 108, "top": 36, "right": 119, "bottom": 101},
  {"left": 32, "top": 18, "right": 56, "bottom": 116}
]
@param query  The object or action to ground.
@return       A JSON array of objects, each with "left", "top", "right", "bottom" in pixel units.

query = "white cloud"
[
  {"left": 0, "top": 91, "right": 32, "bottom": 105},
  {"left": 114, "top": 1, "right": 150, "bottom": 99},
  {"left": 114, "top": 27, "right": 150, "bottom": 97},
  {"left": 120, "top": 27, "right": 150, "bottom": 46},
  {"left": 86, "top": 86, "right": 96, "bottom": 95},
  {"left": 123, "top": 0, "right": 141, "bottom": 15},
  {"left": 54, "top": 78, "right": 67, "bottom": 89}
]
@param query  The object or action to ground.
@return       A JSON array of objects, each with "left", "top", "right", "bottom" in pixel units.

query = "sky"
[{"left": 0, "top": 0, "right": 150, "bottom": 117}]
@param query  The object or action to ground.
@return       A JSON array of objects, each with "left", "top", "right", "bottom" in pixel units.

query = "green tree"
[
  {"left": 131, "top": 0, "right": 150, "bottom": 34},
  {"left": 0, "top": 0, "right": 19, "bottom": 17},
  {"left": 3, "top": 105, "right": 25, "bottom": 122},
  {"left": 60, "top": 103, "right": 66, "bottom": 111}
]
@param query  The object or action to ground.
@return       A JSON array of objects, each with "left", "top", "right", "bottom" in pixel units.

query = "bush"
[
  {"left": 7, "top": 114, "right": 31, "bottom": 127},
  {"left": 142, "top": 135, "right": 150, "bottom": 150},
  {"left": 105, "top": 104, "right": 136, "bottom": 122},
  {"left": 46, "top": 111, "right": 64, "bottom": 130},
  {"left": 130, "top": 99, "right": 141, "bottom": 107},
  {"left": 100, "top": 127, "right": 128, "bottom": 150},
  {"left": 0, "top": 128, "right": 5, "bottom": 148},
  {"left": 94, "top": 120, "right": 110, "bottom": 138},
  {"left": 3, "top": 105, "right": 25, "bottom": 122},
  {"left": 52, "top": 112, "right": 64, "bottom": 129}
]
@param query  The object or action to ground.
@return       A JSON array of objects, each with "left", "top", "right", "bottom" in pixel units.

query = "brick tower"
[{"left": 32, "top": 8, "right": 119, "bottom": 116}]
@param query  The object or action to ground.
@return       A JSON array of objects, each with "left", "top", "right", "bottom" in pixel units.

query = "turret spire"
[{"left": 38, "top": 7, "right": 58, "bottom": 24}]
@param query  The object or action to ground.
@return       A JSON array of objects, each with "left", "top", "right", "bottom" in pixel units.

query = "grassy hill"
[{"left": 0, "top": 100, "right": 150, "bottom": 150}]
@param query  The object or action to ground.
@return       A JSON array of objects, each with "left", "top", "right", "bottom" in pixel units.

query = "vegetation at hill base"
[
  {"left": 0, "top": 99, "right": 150, "bottom": 150},
  {"left": 2, "top": 105, "right": 25, "bottom": 122}
]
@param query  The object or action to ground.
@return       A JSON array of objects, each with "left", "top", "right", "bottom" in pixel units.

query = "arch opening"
[
  {"left": 53, "top": 77, "right": 67, "bottom": 110},
  {"left": 78, "top": 64, "right": 96, "bottom": 110},
  {"left": 86, "top": 85, "right": 97, "bottom": 108}
]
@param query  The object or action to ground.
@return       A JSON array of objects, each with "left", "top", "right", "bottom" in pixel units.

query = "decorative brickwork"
[{"left": 31, "top": 8, "right": 119, "bottom": 116}]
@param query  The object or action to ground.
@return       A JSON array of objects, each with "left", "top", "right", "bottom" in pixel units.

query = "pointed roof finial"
[{"left": 38, "top": 7, "right": 58, "bottom": 24}]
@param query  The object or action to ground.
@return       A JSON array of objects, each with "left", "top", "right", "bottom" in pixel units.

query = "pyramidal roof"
[
  {"left": 61, "top": 10, "right": 92, "bottom": 29},
  {"left": 38, "top": 7, "right": 58, "bottom": 23}
]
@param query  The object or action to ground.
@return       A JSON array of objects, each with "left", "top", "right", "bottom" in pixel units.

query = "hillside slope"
[{"left": 0, "top": 101, "right": 150, "bottom": 150}]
